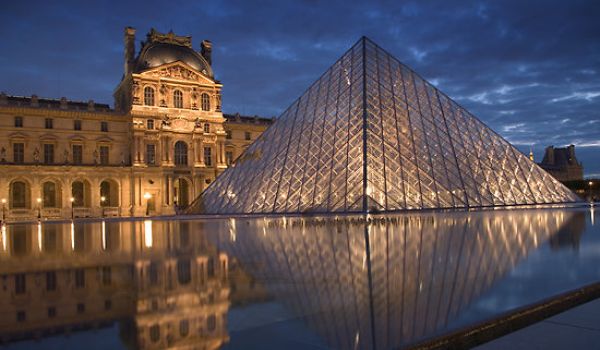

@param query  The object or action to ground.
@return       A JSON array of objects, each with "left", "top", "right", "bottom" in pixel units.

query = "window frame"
[{"left": 173, "top": 90, "right": 183, "bottom": 108}]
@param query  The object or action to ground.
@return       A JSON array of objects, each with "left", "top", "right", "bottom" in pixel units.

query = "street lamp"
[
  {"left": 70, "top": 197, "right": 75, "bottom": 220},
  {"left": 144, "top": 192, "right": 152, "bottom": 216},
  {"left": 36, "top": 197, "right": 42, "bottom": 220},
  {"left": 100, "top": 196, "right": 106, "bottom": 217},
  {"left": 590, "top": 181, "right": 594, "bottom": 203},
  {"left": 1, "top": 198, "right": 6, "bottom": 222}
]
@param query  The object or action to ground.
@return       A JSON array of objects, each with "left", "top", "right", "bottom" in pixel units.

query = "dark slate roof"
[
  {"left": 540, "top": 146, "right": 582, "bottom": 168},
  {"left": 223, "top": 113, "right": 274, "bottom": 125},
  {"left": 0, "top": 94, "right": 113, "bottom": 113},
  {"left": 134, "top": 42, "right": 213, "bottom": 77}
]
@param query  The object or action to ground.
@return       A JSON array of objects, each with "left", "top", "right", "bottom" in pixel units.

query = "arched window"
[
  {"left": 144, "top": 87, "right": 154, "bottom": 106},
  {"left": 173, "top": 90, "right": 183, "bottom": 108},
  {"left": 10, "top": 181, "right": 29, "bottom": 209},
  {"left": 43, "top": 182, "right": 57, "bottom": 208},
  {"left": 174, "top": 141, "right": 188, "bottom": 166},
  {"left": 201, "top": 93, "right": 210, "bottom": 111},
  {"left": 100, "top": 180, "right": 119, "bottom": 207},
  {"left": 72, "top": 181, "right": 90, "bottom": 208}
]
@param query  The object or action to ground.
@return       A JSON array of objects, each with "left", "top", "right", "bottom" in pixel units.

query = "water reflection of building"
[
  {"left": 208, "top": 210, "right": 577, "bottom": 349},
  {"left": 0, "top": 220, "right": 229, "bottom": 349},
  {"left": 549, "top": 211, "right": 586, "bottom": 251}
]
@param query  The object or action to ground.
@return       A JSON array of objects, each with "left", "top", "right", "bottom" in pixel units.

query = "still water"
[{"left": 0, "top": 207, "right": 597, "bottom": 349}]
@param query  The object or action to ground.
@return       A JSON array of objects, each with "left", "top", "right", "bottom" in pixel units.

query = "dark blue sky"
[{"left": 1, "top": 0, "right": 599, "bottom": 176}]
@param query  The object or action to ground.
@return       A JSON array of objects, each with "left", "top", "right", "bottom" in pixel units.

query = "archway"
[
  {"left": 9, "top": 180, "right": 30, "bottom": 209},
  {"left": 71, "top": 180, "right": 91, "bottom": 207},
  {"left": 174, "top": 178, "right": 190, "bottom": 208},
  {"left": 100, "top": 180, "right": 120, "bottom": 207},
  {"left": 42, "top": 181, "right": 62, "bottom": 208}
]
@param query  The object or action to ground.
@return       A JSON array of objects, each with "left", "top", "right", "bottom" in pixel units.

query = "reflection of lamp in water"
[
  {"left": 144, "top": 192, "right": 152, "bottom": 216},
  {"left": 1, "top": 224, "right": 6, "bottom": 251},
  {"left": 101, "top": 220, "right": 106, "bottom": 250},
  {"left": 36, "top": 197, "right": 42, "bottom": 220},
  {"left": 70, "top": 222, "right": 75, "bottom": 251},
  {"left": 37, "top": 221, "right": 42, "bottom": 251},
  {"left": 70, "top": 197, "right": 75, "bottom": 220},
  {"left": 144, "top": 219, "right": 153, "bottom": 248},
  {"left": 1, "top": 198, "right": 6, "bottom": 221}
]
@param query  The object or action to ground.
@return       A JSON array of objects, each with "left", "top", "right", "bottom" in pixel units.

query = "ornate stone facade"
[{"left": 0, "top": 28, "right": 272, "bottom": 221}]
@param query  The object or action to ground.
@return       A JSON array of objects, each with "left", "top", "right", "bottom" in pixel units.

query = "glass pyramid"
[{"left": 190, "top": 37, "right": 579, "bottom": 214}]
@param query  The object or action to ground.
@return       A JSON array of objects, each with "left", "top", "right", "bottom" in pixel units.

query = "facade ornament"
[
  {"left": 93, "top": 149, "right": 99, "bottom": 165},
  {"left": 33, "top": 147, "right": 40, "bottom": 163},
  {"left": 132, "top": 81, "right": 140, "bottom": 105},
  {"left": 0, "top": 147, "right": 6, "bottom": 163}
]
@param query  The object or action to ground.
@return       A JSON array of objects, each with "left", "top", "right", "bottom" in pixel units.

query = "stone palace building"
[{"left": 0, "top": 28, "right": 271, "bottom": 221}]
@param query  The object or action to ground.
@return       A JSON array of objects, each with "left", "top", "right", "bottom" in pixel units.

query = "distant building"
[{"left": 538, "top": 145, "right": 583, "bottom": 182}]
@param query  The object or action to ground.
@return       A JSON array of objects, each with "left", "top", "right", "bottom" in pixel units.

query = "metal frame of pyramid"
[{"left": 189, "top": 37, "right": 579, "bottom": 214}]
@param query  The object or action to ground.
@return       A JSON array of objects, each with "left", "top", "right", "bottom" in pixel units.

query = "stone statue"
[
  {"left": 33, "top": 147, "right": 40, "bottom": 163},
  {"left": 93, "top": 149, "right": 99, "bottom": 165}
]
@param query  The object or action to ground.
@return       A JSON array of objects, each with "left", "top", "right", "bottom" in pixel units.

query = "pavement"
[{"left": 475, "top": 298, "right": 600, "bottom": 349}]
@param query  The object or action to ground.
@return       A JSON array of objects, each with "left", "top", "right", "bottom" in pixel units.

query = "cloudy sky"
[{"left": 1, "top": 0, "right": 599, "bottom": 176}]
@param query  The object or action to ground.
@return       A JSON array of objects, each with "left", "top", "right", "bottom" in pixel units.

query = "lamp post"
[
  {"left": 36, "top": 197, "right": 42, "bottom": 220},
  {"left": 70, "top": 197, "right": 75, "bottom": 220},
  {"left": 100, "top": 196, "right": 106, "bottom": 217},
  {"left": 144, "top": 192, "right": 152, "bottom": 216},
  {"left": 1, "top": 198, "right": 6, "bottom": 222}
]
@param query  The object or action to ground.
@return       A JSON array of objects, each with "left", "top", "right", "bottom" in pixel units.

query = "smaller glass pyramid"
[{"left": 189, "top": 37, "right": 579, "bottom": 214}]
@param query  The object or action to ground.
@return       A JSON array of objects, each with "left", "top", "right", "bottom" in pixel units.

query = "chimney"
[
  {"left": 124, "top": 27, "right": 136, "bottom": 76},
  {"left": 568, "top": 144, "right": 576, "bottom": 163},
  {"left": 201, "top": 40, "right": 212, "bottom": 65}
]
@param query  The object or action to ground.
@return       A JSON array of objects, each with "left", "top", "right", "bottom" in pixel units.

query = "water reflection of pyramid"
[
  {"left": 190, "top": 37, "right": 578, "bottom": 214},
  {"left": 211, "top": 210, "right": 577, "bottom": 349}
]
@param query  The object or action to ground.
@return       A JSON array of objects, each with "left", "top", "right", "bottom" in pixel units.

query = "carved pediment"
[
  {"left": 141, "top": 62, "right": 214, "bottom": 84},
  {"left": 170, "top": 117, "right": 195, "bottom": 132}
]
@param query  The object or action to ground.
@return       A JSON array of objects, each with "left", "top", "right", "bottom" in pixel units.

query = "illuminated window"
[
  {"left": 174, "top": 141, "right": 188, "bottom": 166},
  {"left": 13, "top": 143, "right": 24, "bottom": 164},
  {"left": 99, "top": 146, "right": 109, "bottom": 165},
  {"left": 72, "top": 145, "right": 82, "bottom": 165},
  {"left": 203, "top": 123, "right": 210, "bottom": 133},
  {"left": 173, "top": 90, "right": 183, "bottom": 108},
  {"left": 203, "top": 147, "right": 212, "bottom": 166},
  {"left": 146, "top": 144, "right": 156, "bottom": 165},
  {"left": 147, "top": 119, "right": 154, "bottom": 130},
  {"left": 43, "top": 144, "right": 54, "bottom": 164},
  {"left": 201, "top": 93, "right": 210, "bottom": 111},
  {"left": 14, "top": 116, "right": 23, "bottom": 127},
  {"left": 144, "top": 87, "right": 155, "bottom": 106}
]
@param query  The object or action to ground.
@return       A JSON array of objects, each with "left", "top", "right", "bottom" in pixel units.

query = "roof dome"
[{"left": 134, "top": 30, "right": 213, "bottom": 78}]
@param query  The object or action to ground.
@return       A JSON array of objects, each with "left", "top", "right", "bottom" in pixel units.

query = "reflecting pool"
[{"left": 0, "top": 207, "right": 598, "bottom": 349}]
